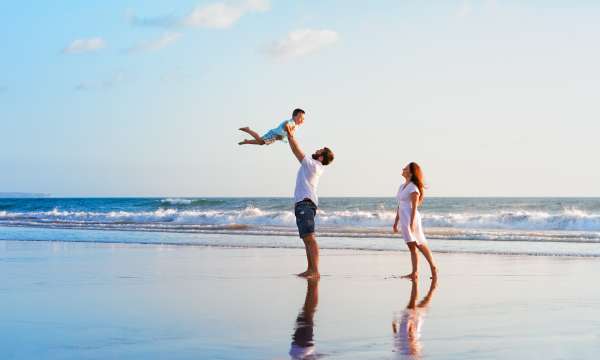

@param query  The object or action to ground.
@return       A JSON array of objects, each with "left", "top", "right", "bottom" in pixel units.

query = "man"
[{"left": 285, "top": 123, "right": 334, "bottom": 278}]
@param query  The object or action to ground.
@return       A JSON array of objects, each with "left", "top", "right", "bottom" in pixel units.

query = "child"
[{"left": 238, "top": 108, "right": 305, "bottom": 145}]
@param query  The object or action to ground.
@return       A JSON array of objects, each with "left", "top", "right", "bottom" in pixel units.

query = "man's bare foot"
[
  {"left": 401, "top": 272, "right": 418, "bottom": 280},
  {"left": 297, "top": 270, "right": 320, "bottom": 279},
  {"left": 430, "top": 266, "right": 438, "bottom": 280},
  {"left": 238, "top": 127, "right": 250, "bottom": 132},
  {"left": 238, "top": 140, "right": 248, "bottom": 145}
]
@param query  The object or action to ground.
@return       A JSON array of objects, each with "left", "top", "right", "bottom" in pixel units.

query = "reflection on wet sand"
[
  {"left": 392, "top": 278, "right": 437, "bottom": 359},
  {"left": 289, "top": 278, "right": 320, "bottom": 359}
]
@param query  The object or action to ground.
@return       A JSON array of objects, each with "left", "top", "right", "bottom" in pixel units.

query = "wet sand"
[{"left": 1, "top": 239, "right": 599, "bottom": 359}]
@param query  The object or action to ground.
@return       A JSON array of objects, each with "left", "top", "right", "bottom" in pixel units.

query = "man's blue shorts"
[{"left": 294, "top": 199, "right": 317, "bottom": 238}]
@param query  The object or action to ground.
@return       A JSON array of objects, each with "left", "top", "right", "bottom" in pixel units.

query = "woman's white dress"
[{"left": 396, "top": 182, "right": 427, "bottom": 244}]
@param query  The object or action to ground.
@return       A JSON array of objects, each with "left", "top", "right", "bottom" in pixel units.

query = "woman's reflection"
[
  {"left": 392, "top": 278, "right": 437, "bottom": 359},
  {"left": 289, "top": 278, "right": 320, "bottom": 359}
]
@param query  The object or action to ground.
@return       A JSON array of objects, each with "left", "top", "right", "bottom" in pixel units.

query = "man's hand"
[
  {"left": 285, "top": 123, "right": 304, "bottom": 162},
  {"left": 285, "top": 123, "right": 296, "bottom": 138},
  {"left": 392, "top": 223, "right": 399, "bottom": 233}
]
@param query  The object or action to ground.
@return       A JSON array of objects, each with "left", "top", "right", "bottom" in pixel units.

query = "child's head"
[{"left": 292, "top": 108, "right": 305, "bottom": 125}]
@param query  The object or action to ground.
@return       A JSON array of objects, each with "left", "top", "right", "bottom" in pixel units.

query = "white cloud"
[
  {"left": 266, "top": 29, "right": 338, "bottom": 60},
  {"left": 131, "top": 0, "right": 269, "bottom": 29},
  {"left": 182, "top": 3, "right": 244, "bottom": 28},
  {"left": 62, "top": 37, "right": 106, "bottom": 54},
  {"left": 127, "top": 32, "right": 182, "bottom": 53},
  {"left": 182, "top": 0, "right": 269, "bottom": 28}
]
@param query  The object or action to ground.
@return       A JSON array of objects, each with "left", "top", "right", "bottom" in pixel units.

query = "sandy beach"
[{"left": 1, "top": 239, "right": 599, "bottom": 359}]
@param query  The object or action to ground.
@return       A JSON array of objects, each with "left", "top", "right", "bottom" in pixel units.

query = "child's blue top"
[{"left": 262, "top": 119, "right": 296, "bottom": 143}]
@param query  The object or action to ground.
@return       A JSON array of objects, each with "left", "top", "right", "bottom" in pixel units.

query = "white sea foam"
[
  {"left": 1, "top": 207, "right": 600, "bottom": 234},
  {"left": 161, "top": 198, "right": 193, "bottom": 205}
]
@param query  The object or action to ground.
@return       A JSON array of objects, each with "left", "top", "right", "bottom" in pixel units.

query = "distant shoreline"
[{"left": 0, "top": 192, "right": 50, "bottom": 198}]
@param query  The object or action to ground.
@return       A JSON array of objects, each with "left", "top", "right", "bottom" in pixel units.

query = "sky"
[{"left": 1, "top": 0, "right": 599, "bottom": 197}]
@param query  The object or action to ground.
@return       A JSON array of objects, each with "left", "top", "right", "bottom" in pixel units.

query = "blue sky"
[{"left": 1, "top": 0, "right": 599, "bottom": 197}]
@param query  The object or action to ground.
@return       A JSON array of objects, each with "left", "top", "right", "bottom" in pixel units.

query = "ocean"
[{"left": 1, "top": 197, "right": 599, "bottom": 257}]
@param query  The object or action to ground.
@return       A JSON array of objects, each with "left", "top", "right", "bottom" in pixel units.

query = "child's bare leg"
[
  {"left": 238, "top": 139, "right": 265, "bottom": 145},
  {"left": 238, "top": 127, "right": 265, "bottom": 145},
  {"left": 238, "top": 127, "right": 264, "bottom": 142}
]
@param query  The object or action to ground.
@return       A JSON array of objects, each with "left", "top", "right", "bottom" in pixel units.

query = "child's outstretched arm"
[{"left": 285, "top": 123, "right": 305, "bottom": 163}]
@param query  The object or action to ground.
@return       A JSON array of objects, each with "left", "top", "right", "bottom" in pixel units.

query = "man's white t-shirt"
[{"left": 294, "top": 156, "right": 324, "bottom": 205}]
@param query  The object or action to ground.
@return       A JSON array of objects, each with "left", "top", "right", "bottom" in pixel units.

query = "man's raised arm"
[{"left": 285, "top": 123, "right": 305, "bottom": 163}]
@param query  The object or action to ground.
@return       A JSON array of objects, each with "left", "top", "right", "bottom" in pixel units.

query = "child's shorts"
[{"left": 261, "top": 130, "right": 284, "bottom": 145}]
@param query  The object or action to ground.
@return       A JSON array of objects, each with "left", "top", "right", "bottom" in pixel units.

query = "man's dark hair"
[
  {"left": 292, "top": 108, "right": 305, "bottom": 117},
  {"left": 321, "top": 147, "right": 334, "bottom": 166}
]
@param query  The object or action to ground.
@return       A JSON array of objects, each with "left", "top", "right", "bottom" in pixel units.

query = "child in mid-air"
[{"left": 238, "top": 108, "right": 305, "bottom": 145}]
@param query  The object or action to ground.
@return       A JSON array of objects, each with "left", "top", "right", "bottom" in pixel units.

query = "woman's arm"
[
  {"left": 393, "top": 207, "right": 400, "bottom": 233},
  {"left": 410, "top": 192, "right": 419, "bottom": 233}
]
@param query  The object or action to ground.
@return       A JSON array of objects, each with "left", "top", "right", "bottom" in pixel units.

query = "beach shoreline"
[{"left": 2, "top": 224, "right": 599, "bottom": 258}]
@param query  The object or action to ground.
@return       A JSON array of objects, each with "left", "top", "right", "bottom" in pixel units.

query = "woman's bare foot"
[
  {"left": 401, "top": 272, "right": 418, "bottom": 280},
  {"left": 238, "top": 140, "right": 249, "bottom": 145},
  {"left": 238, "top": 127, "right": 250, "bottom": 132},
  {"left": 297, "top": 270, "right": 320, "bottom": 279}
]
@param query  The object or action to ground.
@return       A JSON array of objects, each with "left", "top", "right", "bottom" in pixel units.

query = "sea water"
[{"left": 1, "top": 197, "right": 599, "bottom": 256}]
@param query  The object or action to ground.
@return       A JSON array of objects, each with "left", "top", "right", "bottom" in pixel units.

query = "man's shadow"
[
  {"left": 392, "top": 278, "right": 438, "bottom": 359},
  {"left": 289, "top": 278, "right": 322, "bottom": 359}
]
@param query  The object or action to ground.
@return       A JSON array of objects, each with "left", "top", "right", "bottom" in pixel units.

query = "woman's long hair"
[{"left": 408, "top": 162, "right": 425, "bottom": 204}]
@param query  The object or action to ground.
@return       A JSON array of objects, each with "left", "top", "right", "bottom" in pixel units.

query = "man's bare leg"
[
  {"left": 298, "top": 233, "right": 320, "bottom": 279},
  {"left": 417, "top": 243, "right": 438, "bottom": 279},
  {"left": 298, "top": 242, "right": 313, "bottom": 275},
  {"left": 401, "top": 242, "right": 419, "bottom": 280},
  {"left": 238, "top": 127, "right": 265, "bottom": 145}
]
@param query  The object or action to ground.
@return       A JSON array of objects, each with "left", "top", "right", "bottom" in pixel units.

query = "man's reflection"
[
  {"left": 290, "top": 278, "right": 320, "bottom": 359},
  {"left": 392, "top": 278, "right": 437, "bottom": 359}
]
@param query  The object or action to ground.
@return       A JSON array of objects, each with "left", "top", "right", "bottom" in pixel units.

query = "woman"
[{"left": 393, "top": 162, "right": 437, "bottom": 280}]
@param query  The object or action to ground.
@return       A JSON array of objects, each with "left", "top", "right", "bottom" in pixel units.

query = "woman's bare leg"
[
  {"left": 402, "top": 242, "right": 418, "bottom": 280},
  {"left": 417, "top": 243, "right": 438, "bottom": 279},
  {"left": 238, "top": 127, "right": 265, "bottom": 145}
]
